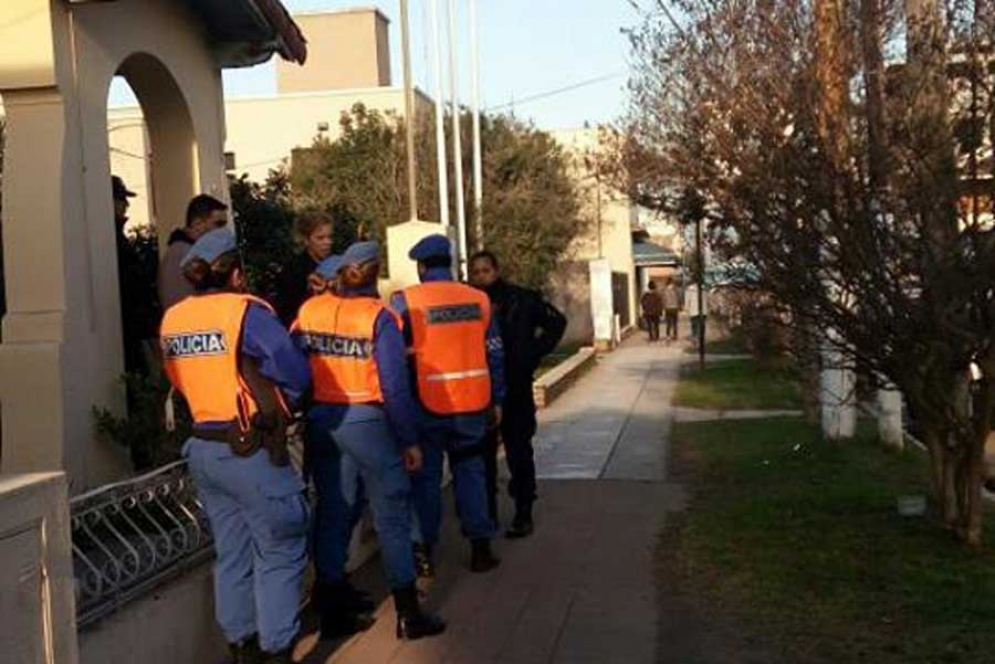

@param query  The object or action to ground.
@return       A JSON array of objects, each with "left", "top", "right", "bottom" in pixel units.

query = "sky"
[{"left": 110, "top": 0, "right": 641, "bottom": 130}]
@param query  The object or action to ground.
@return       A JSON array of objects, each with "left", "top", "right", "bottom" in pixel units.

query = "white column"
[
  {"left": 820, "top": 340, "right": 856, "bottom": 440},
  {"left": 877, "top": 387, "right": 904, "bottom": 450}
]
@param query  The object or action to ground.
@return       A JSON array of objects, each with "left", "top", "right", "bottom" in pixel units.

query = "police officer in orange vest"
[
  {"left": 160, "top": 228, "right": 312, "bottom": 664},
  {"left": 299, "top": 255, "right": 380, "bottom": 635},
  {"left": 389, "top": 234, "right": 506, "bottom": 577},
  {"left": 295, "top": 241, "right": 446, "bottom": 641}
]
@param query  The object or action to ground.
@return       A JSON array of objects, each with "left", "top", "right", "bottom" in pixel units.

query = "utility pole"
[
  {"left": 430, "top": 0, "right": 450, "bottom": 229},
  {"left": 470, "top": 0, "right": 484, "bottom": 250},
  {"left": 400, "top": 0, "right": 418, "bottom": 221},
  {"left": 448, "top": 0, "right": 469, "bottom": 278}
]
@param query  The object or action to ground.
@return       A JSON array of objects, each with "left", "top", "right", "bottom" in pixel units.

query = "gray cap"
[
  {"left": 341, "top": 241, "right": 381, "bottom": 267},
  {"left": 314, "top": 254, "right": 344, "bottom": 279},
  {"left": 181, "top": 228, "right": 238, "bottom": 267}
]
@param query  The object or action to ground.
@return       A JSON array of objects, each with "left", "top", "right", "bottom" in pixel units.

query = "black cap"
[{"left": 112, "top": 176, "right": 137, "bottom": 201}]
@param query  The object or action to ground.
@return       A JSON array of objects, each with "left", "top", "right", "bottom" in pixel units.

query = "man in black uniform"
[{"left": 469, "top": 251, "right": 566, "bottom": 538}]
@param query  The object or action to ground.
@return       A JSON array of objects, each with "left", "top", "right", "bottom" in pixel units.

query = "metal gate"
[{"left": 611, "top": 272, "right": 631, "bottom": 329}]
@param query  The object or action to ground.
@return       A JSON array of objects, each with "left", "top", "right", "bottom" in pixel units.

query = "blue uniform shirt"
[
  {"left": 296, "top": 285, "right": 422, "bottom": 450},
  {"left": 243, "top": 303, "right": 313, "bottom": 408},
  {"left": 389, "top": 266, "right": 507, "bottom": 406}
]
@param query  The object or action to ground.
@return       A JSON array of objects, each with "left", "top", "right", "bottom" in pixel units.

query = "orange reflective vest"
[
  {"left": 295, "top": 294, "right": 387, "bottom": 405},
  {"left": 403, "top": 281, "right": 492, "bottom": 415},
  {"left": 160, "top": 292, "right": 269, "bottom": 430}
]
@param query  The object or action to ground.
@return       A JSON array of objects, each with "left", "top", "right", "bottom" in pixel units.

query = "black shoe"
[
  {"left": 413, "top": 542, "right": 436, "bottom": 580},
  {"left": 319, "top": 610, "right": 376, "bottom": 640},
  {"left": 228, "top": 634, "right": 263, "bottom": 664},
  {"left": 505, "top": 515, "right": 534, "bottom": 539},
  {"left": 393, "top": 583, "right": 446, "bottom": 640},
  {"left": 470, "top": 539, "right": 501, "bottom": 573}
]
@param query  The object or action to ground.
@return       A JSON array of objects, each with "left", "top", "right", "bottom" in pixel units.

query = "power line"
[{"left": 486, "top": 71, "right": 626, "bottom": 112}]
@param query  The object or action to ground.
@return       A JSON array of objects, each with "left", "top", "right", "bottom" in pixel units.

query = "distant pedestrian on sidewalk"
[
  {"left": 640, "top": 281, "right": 664, "bottom": 342},
  {"left": 469, "top": 250, "right": 567, "bottom": 538},
  {"left": 662, "top": 279, "right": 681, "bottom": 342}
]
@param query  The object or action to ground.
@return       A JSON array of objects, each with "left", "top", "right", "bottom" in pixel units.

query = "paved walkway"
[{"left": 296, "top": 339, "right": 687, "bottom": 664}]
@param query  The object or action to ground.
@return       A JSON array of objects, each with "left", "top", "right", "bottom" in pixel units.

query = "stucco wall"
[
  {"left": 277, "top": 9, "right": 392, "bottom": 94},
  {"left": 0, "top": 0, "right": 228, "bottom": 491}
]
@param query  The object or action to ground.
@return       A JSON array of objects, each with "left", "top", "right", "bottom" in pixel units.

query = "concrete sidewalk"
[{"left": 296, "top": 339, "right": 687, "bottom": 664}]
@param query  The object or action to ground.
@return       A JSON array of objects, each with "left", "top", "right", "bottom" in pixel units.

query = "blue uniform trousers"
[
  {"left": 411, "top": 413, "right": 497, "bottom": 547},
  {"left": 184, "top": 438, "right": 309, "bottom": 653},
  {"left": 308, "top": 409, "right": 417, "bottom": 590}
]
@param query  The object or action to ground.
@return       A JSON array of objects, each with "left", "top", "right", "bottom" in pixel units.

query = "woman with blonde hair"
[{"left": 274, "top": 212, "right": 334, "bottom": 325}]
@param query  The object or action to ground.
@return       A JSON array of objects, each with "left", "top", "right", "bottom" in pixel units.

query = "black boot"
[
  {"left": 319, "top": 609, "right": 376, "bottom": 641},
  {"left": 228, "top": 634, "right": 263, "bottom": 664},
  {"left": 470, "top": 539, "right": 501, "bottom": 573},
  {"left": 337, "top": 581, "right": 377, "bottom": 614},
  {"left": 506, "top": 504, "right": 534, "bottom": 539},
  {"left": 394, "top": 583, "right": 446, "bottom": 640},
  {"left": 413, "top": 542, "right": 436, "bottom": 580},
  {"left": 313, "top": 581, "right": 377, "bottom": 640},
  {"left": 260, "top": 648, "right": 294, "bottom": 664},
  {"left": 312, "top": 581, "right": 376, "bottom": 615}
]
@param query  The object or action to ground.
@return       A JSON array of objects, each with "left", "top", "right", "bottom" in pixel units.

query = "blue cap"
[
  {"left": 341, "top": 241, "right": 381, "bottom": 267},
  {"left": 181, "top": 227, "right": 237, "bottom": 267},
  {"left": 314, "top": 254, "right": 344, "bottom": 280},
  {"left": 408, "top": 234, "right": 451, "bottom": 261}
]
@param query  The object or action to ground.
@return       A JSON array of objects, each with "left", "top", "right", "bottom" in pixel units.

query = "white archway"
[{"left": 113, "top": 52, "right": 199, "bottom": 244}]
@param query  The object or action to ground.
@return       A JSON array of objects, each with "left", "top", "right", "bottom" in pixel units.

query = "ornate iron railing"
[
  {"left": 70, "top": 436, "right": 308, "bottom": 628},
  {"left": 70, "top": 460, "right": 213, "bottom": 628}
]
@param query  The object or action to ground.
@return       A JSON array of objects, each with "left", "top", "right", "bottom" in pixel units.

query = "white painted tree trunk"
[
  {"left": 820, "top": 346, "right": 856, "bottom": 440},
  {"left": 877, "top": 388, "right": 904, "bottom": 450}
]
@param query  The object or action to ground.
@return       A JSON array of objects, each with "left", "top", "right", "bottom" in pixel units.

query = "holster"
[{"left": 237, "top": 355, "right": 291, "bottom": 467}]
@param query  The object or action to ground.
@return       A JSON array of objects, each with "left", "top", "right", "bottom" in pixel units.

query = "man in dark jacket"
[
  {"left": 469, "top": 251, "right": 567, "bottom": 538},
  {"left": 113, "top": 176, "right": 160, "bottom": 376}
]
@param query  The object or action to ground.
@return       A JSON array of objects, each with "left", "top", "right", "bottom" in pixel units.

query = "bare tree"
[{"left": 619, "top": 0, "right": 995, "bottom": 545}]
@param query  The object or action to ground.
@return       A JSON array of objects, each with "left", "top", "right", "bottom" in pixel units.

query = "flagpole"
[
  {"left": 470, "top": 0, "right": 484, "bottom": 250},
  {"left": 430, "top": 0, "right": 450, "bottom": 229},
  {"left": 447, "top": 0, "right": 469, "bottom": 278}
]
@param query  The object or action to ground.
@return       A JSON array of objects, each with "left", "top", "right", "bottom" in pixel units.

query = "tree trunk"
[
  {"left": 904, "top": 0, "right": 960, "bottom": 247},
  {"left": 860, "top": 0, "right": 888, "bottom": 189},
  {"left": 942, "top": 448, "right": 961, "bottom": 530},
  {"left": 962, "top": 445, "right": 984, "bottom": 546},
  {"left": 922, "top": 425, "right": 960, "bottom": 529},
  {"left": 794, "top": 325, "right": 821, "bottom": 425},
  {"left": 814, "top": 0, "right": 851, "bottom": 170}
]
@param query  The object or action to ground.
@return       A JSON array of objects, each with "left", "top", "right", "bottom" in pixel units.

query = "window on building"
[{"left": 224, "top": 152, "right": 236, "bottom": 172}]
